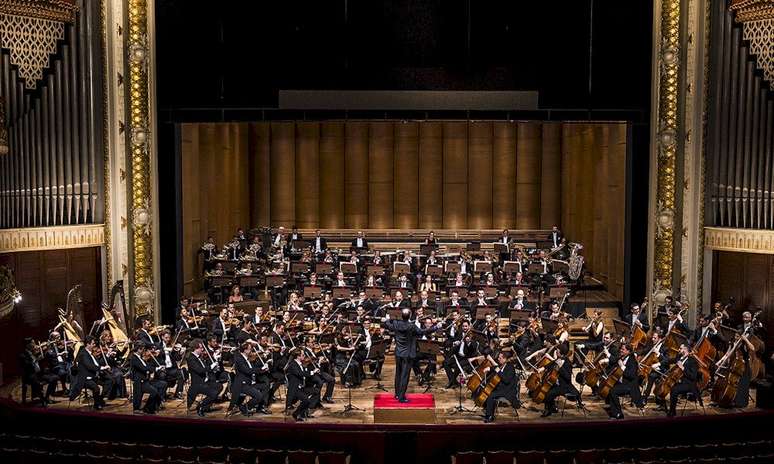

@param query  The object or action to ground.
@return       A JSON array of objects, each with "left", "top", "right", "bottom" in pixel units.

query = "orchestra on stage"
[{"left": 17, "top": 227, "right": 766, "bottom": 423}]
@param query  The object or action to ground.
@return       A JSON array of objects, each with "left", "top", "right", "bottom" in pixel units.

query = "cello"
[{"left": 527, "top": 359, "right": 561, "bottom": 404}]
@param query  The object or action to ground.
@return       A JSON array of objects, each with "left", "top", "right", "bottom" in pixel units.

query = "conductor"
[{"left": 382, "top": 308, "right": 440, "bottom": 403}]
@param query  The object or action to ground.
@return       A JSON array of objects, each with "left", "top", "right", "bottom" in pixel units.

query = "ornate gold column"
[
  {"left": 648, "top": 0, "right": 712, "bottom": 324},
  {"left": 125, "top": 0, "right": 159, "bottom": 318}
]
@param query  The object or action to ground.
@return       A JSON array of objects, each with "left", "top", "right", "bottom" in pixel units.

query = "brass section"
[
  {"left": 492, "top": 122, "right": 517, "bottom": 229},
  {"left": 653, "top": 0, "right": 681, "bottom": 292},
  {"left": 368, "top": 122, "right": 395, "bottom": 228},
  {"left": 248, "top": 123, "right": 270, "bottom": 227},
  {"left": 516, "top": 122, "right": 542, "bottom": 229},
  {"left": 467, "top": 121, "right": 493, "bottom": 229},
  {"left": 127, "top": 0, "right": 152, "bottom": 315},
  {"left": 319, "top": 122, "right": 345, "bottom": 228},
  {"left": 418, "top": 122, "right": 443, "bottom": 229},
  {"left": 345, "top": 122, "right": 369, "bottom": 228},
  {"left": 442, "top": 122, "right": 468, "bottom": 229},
  {"left": 540, "top": 122, "right": 562, "bottom": 228},
  {"left": 269, "top": 122, "right": 296, "bottom": 227},
  {"left": 295, "top": 122, "right": 320, "bottom": 228},
  {"left": 393, "top": 122, "right": 419, "bottom": 229}
]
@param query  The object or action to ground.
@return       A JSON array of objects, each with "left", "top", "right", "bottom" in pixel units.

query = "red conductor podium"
[{"left": 373, "top": 393, "right": 437, "bottom": 424}]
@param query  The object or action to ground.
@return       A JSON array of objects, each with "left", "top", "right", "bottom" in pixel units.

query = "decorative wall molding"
[
  {"left": 705, "top": 227, "right": 774, "bottom": 254},
  {"left": 731, "top": 0, "right": 774, "bottom": 89},
  {"left": 0, "top": 225, "right": 105, "bottom": 253}
]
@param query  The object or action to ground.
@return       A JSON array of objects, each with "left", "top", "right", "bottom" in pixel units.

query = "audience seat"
[
  {"left": 486, "top": 450, "right": 515, "bottom": 464},
  {"left": 454, "top": 451, "right": 485, "bottom": 464},
  {"left": 514, "top": 449, "right": 545, "bottom": 464},
  {"left": 317, "top": 450, "right": 351, "bottom": 464}
]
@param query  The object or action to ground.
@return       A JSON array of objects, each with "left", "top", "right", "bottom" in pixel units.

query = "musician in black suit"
[
  {"left": 69, "top": 336, "right": 111, "bottom": 410},
  {"left": 483, "top": 351, "right": 522, "bottom": 422},
  {"left": 286, "top": 349, "right": 315, "bottom": 421},
  {"left": 136, "top": 317, "right": 162, "bottom": 349},
  {"left": 350, "top": 230, "right": 369, "bottom": 250},
  {"left": 130, "top": 342, "right": 164, "bottom": 414},
  {"left": 312, "top": 229, "right": 328, "bottom": 254},
  {"left": 159, "top": 330, "right": 185, "bottom": 399},
  {"left": 383, "top": 308, "right": 440, "bottom": 402},
  {"left": 443, "top": 320, "right": 480, "bottom": 389},
  {"left": 541, "top": 343, "right": 580, "bottom": 417},
  {"left": 230, "top": 342, "right": 269, "bottom": 416},
  {"left": 624, "top": 303, "right": 650, "bottom": 332},
  {"left": 548, "top": 225, "right": 564, "bottom": 249},
  {"left": 661, "top": 307, "right": 689, "bottom": 335},
  {"left": 667, "top": 343, "right": 700, "bottom": 417},
  {"left": 607, "top": 343, "right": 643, "bottom": 419},
  {"left": 445, "top": 290, "right": 469, "bottom": 316},
  {"left": 640, "top": 330, "right": 669, "bottom": 404},
  {"left": 186, "top": 339, "right": 220, "bottom": 417},
  {"left": 303, "top": 337, "right": 335, "bottom": 403},
  {"left": 19, "top": 338, "right": 57, "bottom": 406}
]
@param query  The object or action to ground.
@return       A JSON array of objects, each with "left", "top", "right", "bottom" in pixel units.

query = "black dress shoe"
[
  {"left": 292, "top": 412, "right": 305, "bottom": 422},
  {"left": 322, "top": 397, "right": 334, "bottom": 404},
  {"left": 398, "top": 398, "right": 409, "bottom": 403},
  {"left": 540, "top": 410, "right": 553, "bottom": 418},
  {"left": 239, "top": 405, "right": 251, "bottom": 416},
  {"left": 197, "top": 408, "right": 206, "bottom": 417},
  {"left": 258, "top": 407, "right": 272, "bottom": 415},
  {"left": 483, "top": 416, "right": 494, "bottom": 423}
]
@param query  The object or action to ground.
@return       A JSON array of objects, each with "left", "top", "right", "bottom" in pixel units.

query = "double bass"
[
  {"left": 654, "top": 353, "right": 707, "bottom": 400},
  {"left": 711, "top": 312, "right": 761, "bottom": 407}
]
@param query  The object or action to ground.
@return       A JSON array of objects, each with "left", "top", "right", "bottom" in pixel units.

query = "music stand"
[
  {"left": 340, "top": 262, "right": 357, "bottom": 275},
  {"left": 367, "top": 265, "right": 384, "bottom": 276},
  {"left": 315, "top": 263, "right": 334, "bottom": 275},
  {"left": 365, "top": 287, "right": 384, "bottom": 300},
  {"left": 445, "top": 262, "right": 461, "bottom": 274},
  {"left": 448, "top": 355, "right": 476, "bottom": 415},
  {"left": 510, "top": 309, "right": 532, "bottom": 323},
  {"left": 475, "top": 306, "right": 497, "bottom": 320},
  {"left": 528, "top": 263, "right": 546, "bottom": 275},
  {"left": 482, "top": 286, "right": 498, "bottom": 298},
  {"left": 393, "top": 262, "right": 410, "bottom": 276},
  {"left": 549, "top": 286, "right": 568, "bottom": 299},
  {"left": 417, "top": 339, "right": 443, "bottom": 392},
  {"left": 265, "top": 275, "right": 285, "bottom": 288},
  {"left": 503, "top": 261, "right": 522, "bottom": 274},
  {"left": 426, "top": 265, "right": 443, "bottom": 276},
  {"left": 612, "top": 319, "right": 632, "bottom": 338},
  {"left": 420, "top": 244, "right": 437, "bottom": 255},
  {"left": 474, "top": 261, "right": 492, "bottom": 274},
  {"left": 467, "top": 242, "right": 481, "bottom": 251},
  {"left": 387, "top": 308, "right": 403, "bottom": 320},
  {"left": 332, "top": 287, "right": 352, "bottom": 300},
  {"left": 365, "top": 340, "right": 388, "bottom": 392},
  {"left": 303, "top": 286, "right": 322, "bottom": 299},
  {"left": 291, "top": 262, "right": 310, "bottom": 274},
  {"left": 494, "top": 243, "right": 509, "bottom": 254}
]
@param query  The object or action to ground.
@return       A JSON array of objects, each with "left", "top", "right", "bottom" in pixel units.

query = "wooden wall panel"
[
  {"left": 319, "top": 122, "right": 345, "bottom": 228},
  {"left": 443, "top": 122, "right": 468, "bottom": 229},
  {"left": 540, "top": 122, "right": 562, "bottom": 228},
  {"left": 711, "top": 251, "right": 774, "bottom": 350},
  {"left": 270, "top": 122, "right": 296, "bottom": 227},
  {"left": 516, "top": 122, "right": 542, "bottom": 228},
  {"left": 492, "top": 122, "right": 517, "bottom": 229},
  {"left": 345, "top": 122, "right": 369, "bottom": 228},
  {"left": 295, "top": 122, "right": 320, "bottom": 228},
  {"left": 0, "top": 247, "right": 101, "bottom": 377},
  {"left": 418, "top": 122, "right": 443, "bottom": 228},
  {"left": 179, "top": 120, "right": 629, "bottom": 299},
  {"left": 394, "top": 122, "right": 419, "bottom": 228},
  {"left": 248, "top": 123, "right": 271, "bottom": 227},
  {"left": 368, "top": 122, "right": 395, "bottom": 228},
  {"left": 468, "top": 122, "right": 493, "bottom": 229}
]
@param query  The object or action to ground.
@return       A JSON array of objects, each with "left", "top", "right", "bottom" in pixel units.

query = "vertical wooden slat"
[
  {"left": 345, "top": 122, "right": 369, "bottom": 228},
  {"left": 270, "top": 122, "right": 296, "bottom": 227},
  {"left": 467, "top": 121, "right": 493, "bottom": 229},
  {"left": 248, "top": 122, "right": 271, "bottom": 227},
  {"left": 319, "top": 121, "right": 345, "bottom": 228},
  {"left": 540, "top": 122, "right": 562, "bottom": 228},
  {"left": 516, "top": 122, "right": 541, "bottom": 228},
  {"left": 393, "top": 121, "right": 419, "bottom": 228},
  {"left": 442, "top": 121, "right": 468, "bottom": 229},
  {"left": 368, "top": 122, "right": 394, "bottom": 228},
  {"left": 492, "top": 122, "right": 517, "bottom": 229},
  {"left": 418, "top": 122, "right": 443, "bottom": 229},
  {"left": 295, "top": 122, "right": 320, "bottom": 228}
]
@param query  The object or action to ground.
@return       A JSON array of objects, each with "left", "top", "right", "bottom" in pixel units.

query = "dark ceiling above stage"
[{"left": 155, "top": 0, "right": 653, "bottom": 117}]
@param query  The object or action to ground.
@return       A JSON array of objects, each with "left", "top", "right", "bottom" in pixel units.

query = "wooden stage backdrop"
[{"left": 180, "top": 121, "right": 627, "bottom": 298}]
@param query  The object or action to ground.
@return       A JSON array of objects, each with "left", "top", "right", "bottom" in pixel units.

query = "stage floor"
[{"left": 2, "top": 356, "right": 757, "bottom": 425}]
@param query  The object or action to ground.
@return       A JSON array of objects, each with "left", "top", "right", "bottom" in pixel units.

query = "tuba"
[{"left": 567, "top": 243, "right": 585, "bottom": 280}]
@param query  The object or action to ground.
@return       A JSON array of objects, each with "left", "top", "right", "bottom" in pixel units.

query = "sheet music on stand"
[
  {"left": 419, "top": 244, "right": 437, "bottom": 255},
  {"left": 417, "top": 339, "right": 444, "bottom": 356},
  {"left": 445, "top": 262, "right": 461, "bottom": 274},
  {"left": 612, "top": 319, "right": 632, "bottom": 337},
  {"left": 367, "top": 265, "right": 385, "bottom": 276},
  {"left": 510, "top": 309, "right": 532, "bottom": 323},
  {"left": 503, "top": 261, "right": 522, "bottom": 274},
  {"left": 315, "top": 263, "right": 334, "bottom": 275},
  {"left": 493, "top": 243, "right": 509, "bottom": 254},
  {"left": 474, "top": 261, "right": 492, "bottom": 273},
  {"left": 332, "top": 287, "right": 353, "bottom": 299},
  {"left": 291, "top": 262, "right": 310, "bottom": 273},
  {"left": 475, "top": 306, "right": 497, "bottom": 320},
  {"left": 393, "top": 262, "right": 410, "bottom": 276},
  {"left": 365, "top": 287, "right": 384, "bottom": 299},
  {"left": 426, "top": 264, "right": 443, "bottom": 276}
]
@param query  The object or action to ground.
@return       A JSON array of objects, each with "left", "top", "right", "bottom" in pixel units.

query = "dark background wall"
[
  {"left": 711, "top": 250, "right": 774, "bottom": 350},
  {"left": 0, "top": 247, "right": 102, "bottom": 378}
]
